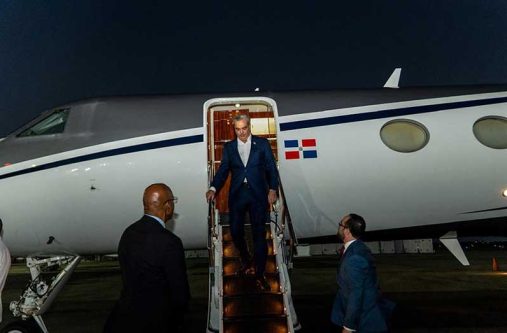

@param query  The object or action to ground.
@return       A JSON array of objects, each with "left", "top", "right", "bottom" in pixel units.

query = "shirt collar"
[
  {"left": 237, "top": 135, "right": 252, "bottom": 145},
  {"left": 145, "top": 214, "right": 165, "bottom": 228},
  {"left": 343, "top": 239, "right": 356, "bottom": 253}
]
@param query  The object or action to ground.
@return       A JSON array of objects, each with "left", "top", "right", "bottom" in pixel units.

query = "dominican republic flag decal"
[{"left": 284, "top": 139, "right": 318, "bottom": 160}]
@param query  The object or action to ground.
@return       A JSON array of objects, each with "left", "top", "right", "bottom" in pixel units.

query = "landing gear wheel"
[{"left": 0, "top": 318, "right": 43, "bottom": 333}]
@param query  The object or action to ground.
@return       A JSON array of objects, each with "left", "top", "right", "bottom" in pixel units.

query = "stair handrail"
[
  {"left": 207, "top": 200, "right": 217, "bottom": 264},
  {"left": 206, "top": 173, "right": 221, "bottom": 332},
  {"left": 207, "top": 156, "right": 219, "bottom": 263},
  {"left": 275, "top": 175, "right": 299, "bottom": 257},
  {"left": 271, "top": 175, "right": 301, "bottom": 332}
]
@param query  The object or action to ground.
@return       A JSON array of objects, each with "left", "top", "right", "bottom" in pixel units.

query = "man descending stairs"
[
  {"left": 206, "top": 208, "right": 299, "bottom": 333},
  {"left": 222, "top": 223, "right": 288, "bottom": 332}
]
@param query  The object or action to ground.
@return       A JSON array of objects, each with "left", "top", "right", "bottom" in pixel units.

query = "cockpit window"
[{"left": 17, "top": 108, "right": 70, "bottom": 137}]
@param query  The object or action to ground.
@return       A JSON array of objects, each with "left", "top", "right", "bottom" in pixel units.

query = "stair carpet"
[{"left": 221, "top": 224, "right": 289, "bottom": 333}]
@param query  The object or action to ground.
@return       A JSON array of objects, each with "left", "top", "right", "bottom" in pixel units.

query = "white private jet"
[{"left": 1, "top": 70, "right": 507, "bottom": 332}]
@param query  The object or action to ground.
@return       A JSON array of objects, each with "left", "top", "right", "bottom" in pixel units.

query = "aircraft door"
[{"left": 205, "top": 98, "right": 279, "bottom": 214}]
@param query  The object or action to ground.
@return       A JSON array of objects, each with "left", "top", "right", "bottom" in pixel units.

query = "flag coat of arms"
[{"left": 284, "top": 139, "right": 318, "bottom": 160}]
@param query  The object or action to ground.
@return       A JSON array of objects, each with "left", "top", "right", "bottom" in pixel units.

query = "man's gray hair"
[{"left": 232, "top": 114, "right": 250, "bottom": 125}]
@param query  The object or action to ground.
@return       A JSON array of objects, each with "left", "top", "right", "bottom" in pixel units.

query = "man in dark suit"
[
  {"left": 331, "top": 214, "right": 394, "bottom": 332},
  {"left": 206, "top": 114, "right": 278, "bottom": 290},
  {"left": 104, "top": 183, "right": 190, "bottom": 333}
]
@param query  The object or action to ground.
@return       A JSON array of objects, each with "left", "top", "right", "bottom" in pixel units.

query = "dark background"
[{"left": 1, "top": 1, "right": 507, "bottom": 136}]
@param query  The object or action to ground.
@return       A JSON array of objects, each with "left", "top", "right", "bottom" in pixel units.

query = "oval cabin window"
[
  {"left": 380, "top": 119, "right": 429, "bottom": 153},
  {"left": 473, "top": 116, "right": 507, "bottom": 149}
]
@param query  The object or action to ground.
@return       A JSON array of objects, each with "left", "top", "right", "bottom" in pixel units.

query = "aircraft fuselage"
[{"left": 1, "top": 86, "right": 507, "bottom": 256}]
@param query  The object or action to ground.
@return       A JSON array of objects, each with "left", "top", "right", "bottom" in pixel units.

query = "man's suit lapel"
[
  {"left": 246, "top": 136, "right": 258, "bottom": 166},
  {"left": 230, "top": 139, "right": 241, "bottom": 162},
  {"left": 341, "top": 247, "right": 350, "bottom": 265},
  {"left": 228, "top": 139, "right": 242, "bottom": 165}
]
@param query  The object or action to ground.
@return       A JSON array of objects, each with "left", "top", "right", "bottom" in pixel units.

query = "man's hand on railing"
[
  {"left": 270, "top": 199, "right": 281, "bottom": 214},
  {"left": 206, "top": 190, "right": 216, "bottom": 202},
  {"left": 268, "top": 189, "right": 277, "bottom": 206}
]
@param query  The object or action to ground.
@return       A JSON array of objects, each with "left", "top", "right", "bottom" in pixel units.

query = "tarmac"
[{"left": 1, "top": 249, "right": 507, "bottom": 332}]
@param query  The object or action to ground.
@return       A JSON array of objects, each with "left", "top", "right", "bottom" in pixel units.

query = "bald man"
[{"left": 104, "top": 184, "right": 190, "bottom": 333}]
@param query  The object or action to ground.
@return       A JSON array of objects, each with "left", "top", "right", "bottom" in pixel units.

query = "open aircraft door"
[{"left": 204, "top": 97, "right": 280, "bottom": 212}]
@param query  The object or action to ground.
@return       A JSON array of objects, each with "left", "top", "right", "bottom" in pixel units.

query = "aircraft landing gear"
[
  {"left": 1, "top": 318, "right": 42, "bottom": 333},
  {"left": 6, "top": 255, "right": 81, "bottom": 333}
]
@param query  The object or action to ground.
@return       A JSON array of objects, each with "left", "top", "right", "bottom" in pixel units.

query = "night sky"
[{"left": 1, "top": 1, "right": 506, "bottom": 136}]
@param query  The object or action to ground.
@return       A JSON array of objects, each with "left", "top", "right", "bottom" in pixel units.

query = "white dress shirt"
[
  {"left": 210, "top": 135, "right": 252, "bottom": 192},
  {"left": 237, "top": 135, "right": 252, "bottom": 183},
  {"left": 343, "top": 239, "right": 356, "bottom": 254},
  {"left": 145, "top": 214, "right": 166, "bottom": 229},
  {"left": 237, "top": 135, "right": 252, "bottom": 167}
]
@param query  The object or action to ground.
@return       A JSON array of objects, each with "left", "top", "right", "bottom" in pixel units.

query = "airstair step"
[
  {"left": 223, "top": 240, "right": 274, "bottom": 258},
  {"left": 223, "top": 293, "right": 285, "bottom": 318},
  {"left": 222, "top": 256, "right": 278, "bottom": 276},
  {"left": 223, "top": 315, "right": 289, "bottom": 333},
  {"left": 222, "top": 224, "right": 272, "bottom": 242},
  {"left": 223, "top": 273, "right": 280, "bottom": 296},
  {"left": 213, "top": 218, "right": 294, "bottom": 333}
]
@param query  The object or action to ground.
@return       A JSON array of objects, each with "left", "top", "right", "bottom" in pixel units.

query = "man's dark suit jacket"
[
  {"left": 104, "top": 215, "right": 190, "bottom": 332},
  {"left": 331, "top": 240, "right": 394, "bottom": 332},
  {"left": 211, "top": 135, "right": 278, "bottom": 204}
]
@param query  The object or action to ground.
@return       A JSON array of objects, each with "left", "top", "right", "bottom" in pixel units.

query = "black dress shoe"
[{"left": 255, "top": 276, "right": 271, "bottom": 291}]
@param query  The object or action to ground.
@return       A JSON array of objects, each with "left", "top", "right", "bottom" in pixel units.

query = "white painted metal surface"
[{"left": 0, "top": 91, "right": 506, "bottom": 257}]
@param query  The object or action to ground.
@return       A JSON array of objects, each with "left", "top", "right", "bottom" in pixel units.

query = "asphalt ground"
[{"left": 1, "top": 249, "right": 507, "bottom": 332}]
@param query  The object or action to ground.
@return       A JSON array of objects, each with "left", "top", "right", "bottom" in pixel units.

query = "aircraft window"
[
  {"left": 380, "top": 119, "right": 429, "bottom": 153},
  {"left": 17, "top": 108, "right": 70, "bottom": 137},
  {"left": 473, "top": 116, "right": 507, "bottom": 149}
]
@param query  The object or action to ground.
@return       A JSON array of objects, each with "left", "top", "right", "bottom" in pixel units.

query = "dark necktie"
[{"left": 338, "top": 245, "right": 345, "bottom": 258}]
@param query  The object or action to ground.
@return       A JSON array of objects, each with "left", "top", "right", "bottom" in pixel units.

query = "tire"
[{"left": 0, "top": 319, "right": 42, "bottom": 333}]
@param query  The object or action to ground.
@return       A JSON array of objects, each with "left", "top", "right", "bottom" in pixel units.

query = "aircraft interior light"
[
  {"left": 235, "top": 103, "right": 241, "bottom": 108},
  {"left": 502, "top": 189, "right": 507, "bottom": 197}
]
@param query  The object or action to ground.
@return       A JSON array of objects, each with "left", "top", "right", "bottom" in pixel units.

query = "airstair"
[{"left": 206, "top": 182, "right": 300, "bottom": 333}]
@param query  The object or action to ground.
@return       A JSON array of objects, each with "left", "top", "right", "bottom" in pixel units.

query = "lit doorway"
[{"left": 206, "top": 98, "right": 278, "bottom": 214}]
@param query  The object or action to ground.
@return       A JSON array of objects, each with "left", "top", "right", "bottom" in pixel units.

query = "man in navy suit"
[
  {"left": 331, "top": 214, "right": 394, "bottom": 332},
  {"left": 104, "top": 184, "right": 190, "bottom": 332},
  {"left": 206, "top": 114, "right": 278, "bottom": 290}
]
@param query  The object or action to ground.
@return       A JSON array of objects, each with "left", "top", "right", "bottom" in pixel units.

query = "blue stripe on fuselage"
[
  {"left": 0, "top": 134, "right": 203, "bottom": 180},
  {"left": 2, "top": 95, "right": 507, "bottom": 180},
  {"left": 279, "top": 95, "right": 507, "bottom": 131}
]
